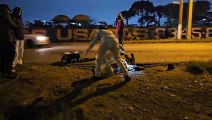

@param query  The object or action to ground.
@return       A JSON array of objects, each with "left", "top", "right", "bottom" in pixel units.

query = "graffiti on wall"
[{"left": 30, "top": 27, "right": 212, "bottom": 42}]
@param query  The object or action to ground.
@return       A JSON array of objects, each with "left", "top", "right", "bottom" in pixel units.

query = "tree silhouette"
[
  {"left": 125, "top": 0, "right": 211, "bottom": 26},
  {"left": 154, "top": 5, "right": 165, "bottom": 26},
  {"left": 52, "top": 15, "right": 71, "bottom": 23},
  {"left": 72, "top": 14, "right": 93, "bottom": 27},
  {"left": 120, "top": 10, "right": 136, "bottom": 25},
  {"left": 138, "top": 15, "right": 156, "bottom": 26},
  {"left": 162, "top": 3, "right": 179, "bottom": 26},
  {"left": 193, "top": 0, "right": 211, "bottom": 24},
  {"left": 157, "top": 0, "right": 211, "bottom": 26},
  {"left": 130, "top": 0, "right": 155, "bottom": 26}
]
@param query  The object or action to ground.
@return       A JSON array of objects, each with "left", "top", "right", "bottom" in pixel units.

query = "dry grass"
[{"left": 0, "top": 62, "right": 212, "bottom": 120}]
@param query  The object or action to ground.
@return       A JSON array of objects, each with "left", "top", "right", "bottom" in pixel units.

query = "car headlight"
[{"left": 36, "top": 36, "right": 46, "bottom": 41}]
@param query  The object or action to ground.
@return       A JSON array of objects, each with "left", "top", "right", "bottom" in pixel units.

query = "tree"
[
  {"left": 162, "top": 3, "right": 179, "bottom": 25},
  {"left": 138, "top": 15, "right": 156, "bottom": 26},
  {"left": 120, "top": 10, "right": 135, "bottom": 25},
  {"left": 72, "top": 14, "right": 93, "bottom": 27},
  {"left": 193, "top": 0, "right": 211, "bottom": 24},
  {"left": 124, "top": 0, "right": 211, "bottom": 26},
  {"left": 154, "top": 5, "right": 165, "bottom": 26},
  {"left": 130, "top": 0, "right": 155, "bottom": 26},
  {"left": 52, "top": 15, "right": 71, "bottom": 23}
]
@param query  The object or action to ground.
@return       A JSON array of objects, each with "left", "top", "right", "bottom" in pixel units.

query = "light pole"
[
  {"left": 186, "top": 0, "right": 193, "bottom": 40},
  {"left": 177, "top": 0, "right": 184, "bottom": 40}
]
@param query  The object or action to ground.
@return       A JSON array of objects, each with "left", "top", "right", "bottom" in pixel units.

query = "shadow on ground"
[
  {"left": 4, "top": 76, "right": 129, "bottom": 120},
  {"left": 51, "top": 58, "right": 96, "bottom": 67}
]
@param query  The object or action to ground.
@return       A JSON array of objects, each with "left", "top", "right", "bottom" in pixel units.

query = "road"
[{"left": 23, "top": 42, "right": 212, "bottom": 64}]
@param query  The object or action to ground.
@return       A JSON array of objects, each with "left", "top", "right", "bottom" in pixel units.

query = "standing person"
[
  {"left": 115, "top": 13, "right": 124, "bottom": 46},
  {"left": 84, "top": 25, "right": 131, "bottom": 81},
  {"left": 0, "top": 4, "right": 18, "bottom": 79},
  {"left": 12, "top": 7, "right": 24, "bottom": 67}
]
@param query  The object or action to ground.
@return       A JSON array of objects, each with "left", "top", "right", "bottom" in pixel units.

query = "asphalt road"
[{"left": 23, "top": 42, "right": 212, "bottom": 64}]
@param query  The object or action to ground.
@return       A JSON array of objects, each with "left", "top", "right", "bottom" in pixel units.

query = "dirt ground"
[{"left": 0, "top": 60, "right": 212, "bottom": 120}]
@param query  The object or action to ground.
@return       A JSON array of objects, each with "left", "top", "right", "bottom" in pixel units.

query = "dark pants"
[
  {"left": 116, "top": 31, "right": 123, "bottom": 46},
  {"left": 0, "top": 43, "right": 16, "bottom": 76}
]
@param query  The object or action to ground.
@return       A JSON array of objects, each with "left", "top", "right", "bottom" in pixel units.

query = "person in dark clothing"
[
  {"left": 0, "top": 4, "right": 18, "bottom": 79},
  {"left": 12, "top": 7, "right": 24, "bottom": 67}
]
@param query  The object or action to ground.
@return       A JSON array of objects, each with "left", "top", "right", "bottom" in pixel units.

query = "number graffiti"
[{"left": 31, "top": 27, "right": 212, "bottom": 41}]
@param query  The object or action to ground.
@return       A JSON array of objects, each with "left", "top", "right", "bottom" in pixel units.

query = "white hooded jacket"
[{"left": 86, "top": 29, "right": 119, "bottom": 52}]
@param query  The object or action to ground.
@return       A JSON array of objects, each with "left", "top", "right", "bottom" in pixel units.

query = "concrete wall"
[{"left": 28, "top": 26, "right": 212, "bottom": 42}]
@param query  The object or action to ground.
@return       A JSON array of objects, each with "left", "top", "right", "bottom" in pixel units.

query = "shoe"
[
  {"left": 124, "top": 75, "right": 131, "bottom": 81},
  {"left": 7, "top": 73, "right": 19, "bottom": 79}
]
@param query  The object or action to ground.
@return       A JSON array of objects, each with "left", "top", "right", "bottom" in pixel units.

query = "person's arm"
[{"left": 84, "top": 30, "right": 100, "bottom": 55}]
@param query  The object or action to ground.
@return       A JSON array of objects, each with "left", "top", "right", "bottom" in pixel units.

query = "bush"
[
  {"left": 186, "top": 63, "right": 205, "bottom": 75},
  {"left": 204, "top": 60, "right": 212, "bottom": 74},
  {"left": 186, "top": 60, "right": 212, "bottom": 75},
  {"left": 206, "top": 67, "right": 212, "bottom": 74}
]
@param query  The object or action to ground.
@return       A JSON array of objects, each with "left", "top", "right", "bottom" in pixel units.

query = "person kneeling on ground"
[{"left": 84, "top": 25, "right": 131, "bottom": 81}]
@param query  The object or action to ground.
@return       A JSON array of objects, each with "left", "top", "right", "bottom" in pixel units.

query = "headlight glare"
[{"left": 36, "top": 36, "right": 46, "bottom": 41}]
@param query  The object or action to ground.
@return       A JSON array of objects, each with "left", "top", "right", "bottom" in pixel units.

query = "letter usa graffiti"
[{"left": 30, "top": 27, "right": 212, "bottom": 42}]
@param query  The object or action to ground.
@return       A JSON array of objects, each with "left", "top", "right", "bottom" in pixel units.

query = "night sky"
[{"left": 1, "top": 0, "right": 209, "bottom": 25}]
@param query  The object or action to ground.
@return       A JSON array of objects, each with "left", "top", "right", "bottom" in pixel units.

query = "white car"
[{"left": 24, "top": 33, "right": 49, "bottom": 48}]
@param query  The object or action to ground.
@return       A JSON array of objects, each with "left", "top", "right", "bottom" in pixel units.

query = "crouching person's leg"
[
  {"left": 112, "top": 46, "right": 131, "bottom": 81},
  {"left": 94, "top": 54, "right": 103, "bottom": 78},
  {"left": 116, "top": 59, "right": 131, "bottom": 81}
]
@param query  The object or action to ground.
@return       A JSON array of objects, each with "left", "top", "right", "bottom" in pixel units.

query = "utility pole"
[
  {"left": 186, "top": 0, "right": 193, "bottom": 40},
  {"left": 177, "top": 0, "right": 184, "bottom": 40}
]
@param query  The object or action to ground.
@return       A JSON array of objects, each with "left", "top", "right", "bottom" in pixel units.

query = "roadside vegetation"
[{"left": 186, "top": 60, "right": 212, "bottom": 75}]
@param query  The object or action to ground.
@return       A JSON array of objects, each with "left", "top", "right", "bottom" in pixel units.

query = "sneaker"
[{"left": 124, "top": 75, "right": 131, "bottom": 81}]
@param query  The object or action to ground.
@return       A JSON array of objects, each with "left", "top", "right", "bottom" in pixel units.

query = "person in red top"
[{"left": 115, "top": 13, "right": 124, "bottom": 46}]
